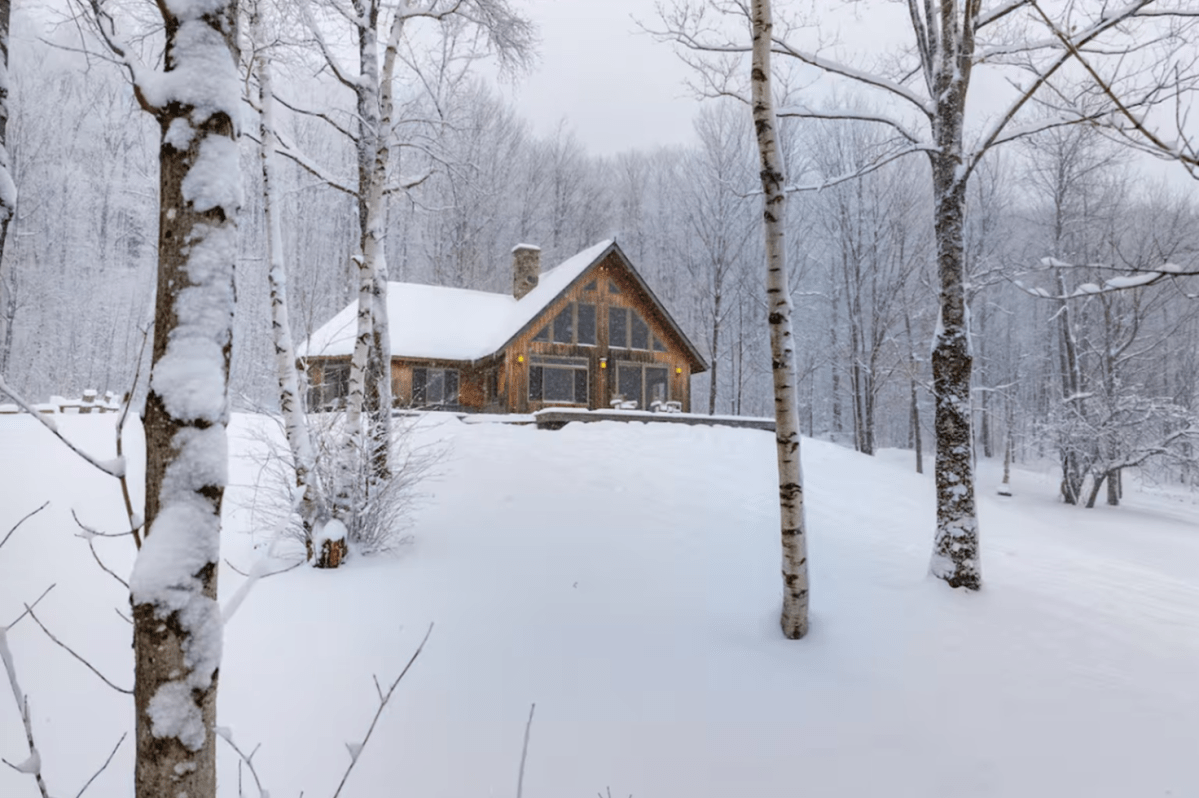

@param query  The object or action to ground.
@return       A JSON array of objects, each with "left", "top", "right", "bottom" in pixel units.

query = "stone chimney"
[{"left": 512, "top": 244, "right": 541, "bottom": 300}]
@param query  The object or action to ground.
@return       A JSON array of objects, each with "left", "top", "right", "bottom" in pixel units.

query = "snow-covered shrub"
[{"left": 242, "top": 411, "right": 444, "bottom": 559}]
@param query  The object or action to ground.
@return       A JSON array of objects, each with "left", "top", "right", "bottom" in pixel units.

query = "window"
[
  {"left": 584, "top": 279, "right": 597, "bottom": 292},
  {"left": 617, "top": 364, "right": 641, "bottom": 408},
  {"left": 552, "top": 305, "right": 573, "bottom": 343},
  {"left": 631, "top": 312, "right": 649, "bottom": 350},
  {"left": 412, "top": 367, "right": 459, "bottom": 407},
  {"left": 653, "top": 335, "right": 667, "bottom": 353},
  {"left": 608, "top": 308, "right": 650, "bottom": 350},
  {"left": 307, "top": 361, "right": 349, "bottom": 409},
  {"left": 614, "top": 362, "right": 669, "bottom": 409},
  {"left": 608, "top": 307, "right": 627, "bottom": 349},
  {"left": 529, "top": 356, "right": 588, "bottom": 405},
  {"left": 487, "top": 370, "right": 499, "bottom": 403},
  {"left": 540, "top": 303, "right": 594, "bottom": 347},
  {"left": 646, "top": 367, "right": 668, "bottom": 406},
  {"left": 608, "top": 280, "right": 621, "bottom": 294},
  {"left": 577, "top": 303, "right": 596, "bottom": 345}
]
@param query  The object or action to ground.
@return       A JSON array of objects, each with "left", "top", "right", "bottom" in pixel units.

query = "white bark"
[
  {"left": 253, "top": 3, "right": 330, "bottom": 548},
  {"left": 750, "top": 0, "right": 809, "bottom": 640},
  {"left": 0, "top": 0, "right": 15, "bottom": 373}
]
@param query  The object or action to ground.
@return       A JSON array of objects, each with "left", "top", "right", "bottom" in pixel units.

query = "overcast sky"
[{"left": 501, "top": 0, "right": 703, "bottom": 156}]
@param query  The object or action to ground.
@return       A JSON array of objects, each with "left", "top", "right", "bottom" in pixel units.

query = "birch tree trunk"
[
  {"left": 0, "top": 0, "right": 14, "bottom": 368},
  {"left": 125, "top": 3, "right": 241, "bottom": 797},
  {"left": 750, "top": 0, "right": 809, "bottom": 640},
  {"left": 253, "top": 4, "right": 331, "bottom": 558},
  {"left": 927, "top": 3, "right": 980, "bottom": 590}
]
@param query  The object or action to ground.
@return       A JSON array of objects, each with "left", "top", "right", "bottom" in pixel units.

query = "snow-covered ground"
[{"left": 2, "top": 413, "right": 1197, "bottom": 797}]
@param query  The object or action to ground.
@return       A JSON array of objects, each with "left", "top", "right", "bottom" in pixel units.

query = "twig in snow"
[
  {"left": 216, "top": 728, "right": 269, "bottom": 798},
  {"left": 73, "top": 732, "right": 126, "bottom": 798},
  {"left": 331, "top": 623, "right": 434, "bottom": 798},
  {"left": 516, "top": 702, "right": 536, "bottom": 798},
  {"left": 24, "top": 605, "right": 132, "bottom": 695}
]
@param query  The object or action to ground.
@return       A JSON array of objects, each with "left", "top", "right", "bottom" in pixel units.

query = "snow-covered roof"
[{"left": 299, "top": 240, "right": 614, "bottom": 362}]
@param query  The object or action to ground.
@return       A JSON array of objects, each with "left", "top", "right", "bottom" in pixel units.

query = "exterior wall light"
[
  {"left": 600, "top": 358, "right": 607, "bottom": 369},
  {"left": 517, "top": 355, "right": 525, "bottom": 364},
  {"left": 676, "top": 367, "right": 683, "bottom": 374}
]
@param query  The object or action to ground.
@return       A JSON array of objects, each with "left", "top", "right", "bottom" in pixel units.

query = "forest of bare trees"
[{"left": 2, "top": 3, "right": 1196, "bottom": 508}]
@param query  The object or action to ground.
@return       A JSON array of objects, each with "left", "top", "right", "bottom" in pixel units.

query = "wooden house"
[{"left": 299, "top": 240, "right": 708, "bottom": 414}]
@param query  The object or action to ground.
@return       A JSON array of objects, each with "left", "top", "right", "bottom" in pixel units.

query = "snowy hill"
[{"left": 2, "top": 414, "right": 1198, "bottom": 798}]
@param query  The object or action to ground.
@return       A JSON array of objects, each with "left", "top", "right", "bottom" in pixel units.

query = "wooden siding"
[{"left": 497, "top": 250, "right": 694, "bottom": 414}]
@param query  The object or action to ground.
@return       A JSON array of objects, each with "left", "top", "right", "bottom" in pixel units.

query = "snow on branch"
[
  {"left": 1012, "top": 257, "right": 1197, "bottom": 299},
  {"left": 975, "top": 0, "right": 1034, "bottom": 31},
  {"left": 786, "top": 144, "right": 931, "bottom": 193},
  {"left": 965, "top": 3, "right": 1166, "bottom": 180},
  {"left": 0, "top": 377, "right": 126, "bottom": 479},
  {"left": 1, "top": 581, "right": 56, "bottom": 798},
  {"left": 254, "top": 125, "right": 358, "bottom": 196},
  {"left": 299, "top": 0, "right": 365, "bottom": 91},
  {"left": 775, "top": 104, "right": 925, "bottom": 145},
  {"left": 1027, "top": 0, "right": 1199, "bottom": 177},
  {"left": 768, "top": 39, "right": 932, "bottom": 117}
]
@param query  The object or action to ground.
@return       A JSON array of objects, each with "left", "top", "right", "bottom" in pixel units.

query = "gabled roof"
[{"left": 298, "top": 240, "right": 708, "bottom": 372}]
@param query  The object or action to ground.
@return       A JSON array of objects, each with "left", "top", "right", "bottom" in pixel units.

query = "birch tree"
[
  {"left": 0, "top": 0, "right": 15, "bottom": 373},
  {"left": 656, "top": 0, "right": 1199, "bottom": 590},
  {"left": 750, "top": 0, "right": 809, "bottom": 639},
  {"left": 248, "top": 0, "right": 333, "bottom": 562},
  {"left": 76, "top": 1, "right": 242, "bottom": 795}
]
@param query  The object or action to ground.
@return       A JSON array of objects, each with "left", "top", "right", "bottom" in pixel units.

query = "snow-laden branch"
[
  {"left": 769, "top": 39, "right": 932, "bottom": 118},
  {"left": 0, "top": 377, "right": 125, "bottom": 479},
  {"left": 1027, "top": 0, "right": 1199, "bottom": 175},
  {"left": 299, "top": 0, "right": 363, "bottom": 91},
  {"left": 1012, "top": 257, "right": 1196, "bottom": 299},
  {"left": 975, "top": 0, "right": 1033, "bottom": 31},
  {"left": 270, "top": 92, "right": 359, "bottom": 143},
  {"left": 0, "top": 582, "right": 55, "bottom": 798},
  {"left": 966, "top": 1, "right": 1182, "bottom": 178},
  {"left": 786, "top": 144, "right": 932, "bottom": 193},
  {"left": 249, "top": 126, "right": 357, "bottom": 196},
  {"left": 775, "top": 105, "right": 925, "bottom": 145},
  {"left": 73, "top": 0, "right": 156, "bottom": 114}
]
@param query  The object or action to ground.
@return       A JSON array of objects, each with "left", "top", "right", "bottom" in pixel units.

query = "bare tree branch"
[
  {"left": 73, "top": 733, "right": 127, "bottom": 798},
  {"left": 331, "top": 623, "right": 434, "bottom": 798},
  {"left": 515, "top": 702, "right": 535, "bottom": 798},
  {"left": 0, "top": 502, "right": 48, "bottom": 553},
  {"left": 24, "top": 606, "right": 132, "bottom": 695},
  {"left": 0, "top": 377, "right": 126, "bottom": 479}
]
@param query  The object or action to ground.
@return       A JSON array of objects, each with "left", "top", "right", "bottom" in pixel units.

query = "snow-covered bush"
[{"left": 243, "top": 411, "right": 444, "bottom": 560}]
